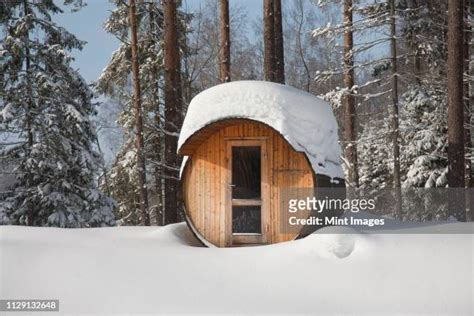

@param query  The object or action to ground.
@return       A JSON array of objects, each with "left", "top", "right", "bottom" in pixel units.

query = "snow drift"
[{"left": 0, "top": 221, "right": 473, "bottom": 315}]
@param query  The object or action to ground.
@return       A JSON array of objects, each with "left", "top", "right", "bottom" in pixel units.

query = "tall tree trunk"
[
  {"left": 149, "top": 2, "right": 163, "bottom": 225},
  {"left": 463, "top": 0, "right": 472, "bottom": 220},
  {"left": 263, "top": 0, "right": 276, "bottom": 81},
  {"left": 23, "top": 0, "right": 34, "bottom": 226},
  {"left": 163, "top": 0, "right": 183, "bottom": 225},
  {"left": 95, "top": 136, "right": 111, "bottom": 196},
  {"left": 409, "top": 0, "right": 422, "bottom": 84},
  {"left": 129, "top": 0, "right": 150, "bottom": 226},
  {"left": 273, "top": 0, "right": 285, "bottom": 83},
  {"left": 181, "top": 16, "right": 193, "bottom": 105},
  {"left": 447, "top": 0, "right": 466, "bottom": 220},
  {"left": 219, "top": 0, "right": 231, "bottom": 83},
  {"left": 343, "top": 0, "right": 359, "bottom": 188},
  {"left": 295, "top": 0, "right": 310, "bottom": 92},
  {"left": 389, "top": 0, "right": 402, "bottom": 220}
]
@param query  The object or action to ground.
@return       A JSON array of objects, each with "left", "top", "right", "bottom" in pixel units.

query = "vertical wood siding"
[{"left": 182, "top": 121, "right": 314, "bottom": 247}]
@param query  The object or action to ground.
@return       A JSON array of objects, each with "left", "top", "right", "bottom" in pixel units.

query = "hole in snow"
[{"left": 311, "top": 227, "right": 360, "bottom": 259}]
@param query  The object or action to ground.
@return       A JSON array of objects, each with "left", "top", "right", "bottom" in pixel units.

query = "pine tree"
[
  {"left": 273, "top": 0, "right": 285, "bottom": 83},
  {"left": 463, "top": 0, "right": 472, "bottom": 220},
  {"left": 357, "top": 84, "right": 449, "bottom": 220},
  {"left": 401, "top": 85, "right": 448, "bottom": 190},
  {"left": 313, "top": 0, "right": 457, "bottom": 220},
  {"left": 389, "top": 0, "right": 402, "bottom": 219},
  {"left": 358, "top": 119, "right": 392, "bottom": 191},
  {"left": 0, "top": 0, "right": 115, "bottom": 227},
  {"left": 163, "top": 0, "right": 183, "bottom": 225},
  {"left": 395, "top": 0, "right": 451, "bottom": 194},
  {"left": 97, "top": 0, "right": 165, "bottom": 225},
  {"left": 263, "top": 0, "right": 276, "bottom": 81},
  {"left": 447, "top": 0, "right": 465, "bottom": 220},
  {"left": 148, "top": 1, "right": 165, "bottom": 226},
  {"left": 314, "top": 0, "right": 399, "bottom": 192},
  {"left": 129, "top": 0, "right": 150, "bottom": 226},
  {"left": 342, "top": 0, "right": 359, "bottom": 188},
  {"left": 219, "top": 0, "right": 231, "bottom": 83}
]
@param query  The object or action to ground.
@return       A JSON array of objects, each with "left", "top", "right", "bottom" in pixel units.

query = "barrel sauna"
[{"left": 178, "top": 81, "right": 345, "bottom": 247}]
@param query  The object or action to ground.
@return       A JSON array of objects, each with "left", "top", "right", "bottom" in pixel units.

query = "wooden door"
[{"left": 225, "top": 139, "right": 269, "bottom": 246}]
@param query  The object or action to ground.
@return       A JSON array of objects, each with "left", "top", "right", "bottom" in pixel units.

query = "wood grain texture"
[{"left": 182, "top": 120, "right": 315, "bottom": 247}]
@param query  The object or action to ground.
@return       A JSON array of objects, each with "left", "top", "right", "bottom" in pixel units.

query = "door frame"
[{"left": 225, "top": 138, "right": 269, "bottom": 246}]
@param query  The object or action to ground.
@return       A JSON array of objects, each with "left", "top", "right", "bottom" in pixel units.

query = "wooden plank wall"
[{"left": 182, "top": 121, "right": 314, "bottom": 247}]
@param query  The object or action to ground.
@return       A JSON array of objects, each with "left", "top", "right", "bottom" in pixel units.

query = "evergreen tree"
[
  {"left": 313, "top": 0, "right": 399, "bottom": 187},
  {"left": 0, "top": 0, "right": 115, "bottom": 227},
  {"left": 219, "top": 0, "right": 231, "bottom": 82},
  {"left": 273, "top": 0, "right": 285, "bottom": 83},
  {"left": 342, "top": 0, "right": 359, "bottom": 188},
  {"left": 163, "top": 0, "right": 183, "bottom": 225},
  {"left": 358, "top": 118, "right": 392, "bottom": 191},
  {"left": 129, "top": 0, "right": 150, "bottom": 226},
  {"left": 263, "top": 0, "right": 276, "bottom": 81},
  {"left": 358, "top": 84, "right": 450, "bottom": 219},
  {"left": 326, "top": 0, "right": 457, "bottom": 220},
  {"left": 96, "top": 0, "right": 165, "bottom": 225},
  {"left": 400, "top": 85, "right": 448, "bottom": 189}
]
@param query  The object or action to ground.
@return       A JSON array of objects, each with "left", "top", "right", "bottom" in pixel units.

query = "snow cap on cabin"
[{"left": 178, "top": 80, "right": 344, "bottom": 179}]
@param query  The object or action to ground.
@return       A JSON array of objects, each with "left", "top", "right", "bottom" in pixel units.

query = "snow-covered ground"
[{"left": 0, "top": 221, "right": 473, "bottom": 315}]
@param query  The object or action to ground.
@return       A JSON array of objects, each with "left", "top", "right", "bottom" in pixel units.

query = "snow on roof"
[{"left": 178, "top": 81, "right": 344, "bottom": 179}]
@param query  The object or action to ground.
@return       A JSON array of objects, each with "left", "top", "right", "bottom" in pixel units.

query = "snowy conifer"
[
  {"left": 0, "top": 0, "right": 115, "bottom": 227},
  {"left": 400, "top": 85, "right": 448, "bottom": 188},
  {"left": 96, "top": 0, "right": 166, "bottom": 225}
]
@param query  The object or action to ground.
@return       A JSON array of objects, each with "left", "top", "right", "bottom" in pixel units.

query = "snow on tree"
[
  {"left": 96, "top": 0, "right": 166, "bottom": 225},
  {"left": 358, "top": 115, "right": 392, "bottom": 191},
  {"left": 313, "top": 1, "right": 460, "bottom": 215},
  {"left": 353, "top": 34, "right": 452, "bottom": 219},
  {"left": 400, "top": 85, "right": 448, "bottom": 189},
  {"left": 357, "top": 84, "right": 450, "bottom": 220},
  {"left": 0, "top": 0, "right": 115, "bottom": 227},
  {"left": 312, "top": 0, "right": 396, "bottom": 189}
]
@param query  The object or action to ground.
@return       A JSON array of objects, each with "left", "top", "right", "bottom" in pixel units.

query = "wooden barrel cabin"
[{"left": 178, "top": 81, "right": 345, "bottom": 247}]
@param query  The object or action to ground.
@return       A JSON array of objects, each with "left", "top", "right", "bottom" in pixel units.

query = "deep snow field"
[{"left": 0, "top": 219, "right": 473, "bottom": 315}]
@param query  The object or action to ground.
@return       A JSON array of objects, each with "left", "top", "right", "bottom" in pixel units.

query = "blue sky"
[
  {"left": 55, "top": 0, "right": 263, "bottom": 84},
  {"left": 54, "top": 1, "right": 118, "bottom": 84}
]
